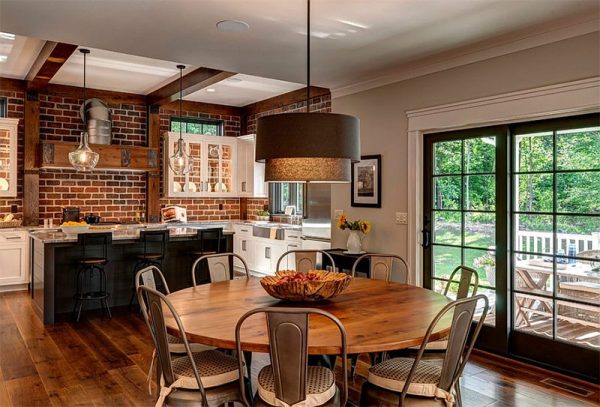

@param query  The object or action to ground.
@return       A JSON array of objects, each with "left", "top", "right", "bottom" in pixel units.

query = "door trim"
[{"left": 406, "top": 77, "right": 600, "bottom": 286}]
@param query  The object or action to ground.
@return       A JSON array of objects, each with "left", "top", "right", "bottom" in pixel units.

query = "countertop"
[{"left": 26, "top": 219, "right": 302, "bottom": 244}]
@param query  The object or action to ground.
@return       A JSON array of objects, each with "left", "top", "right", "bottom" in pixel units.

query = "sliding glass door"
[{"left": 423, "top": 114, "right": 599, "bottom": 381}]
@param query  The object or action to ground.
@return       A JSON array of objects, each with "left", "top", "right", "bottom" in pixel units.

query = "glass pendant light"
[
  {"left": 69, "top": 48, "right": 99, "bottom": 172},
  {"left": 168, "top": 65, "right": 191, "bottom": 175},
  {"left": 255, "top": 0, "right": 360, "bottom": 182}
]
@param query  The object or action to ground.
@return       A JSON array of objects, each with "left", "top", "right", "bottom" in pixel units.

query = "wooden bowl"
[{"left": 260, "top": 270, "right": 352, "bottom": 302}]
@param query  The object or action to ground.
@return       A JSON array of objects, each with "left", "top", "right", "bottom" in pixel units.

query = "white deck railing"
[{"left": 517, "top": 231, "right": 600, "bottom": 259}]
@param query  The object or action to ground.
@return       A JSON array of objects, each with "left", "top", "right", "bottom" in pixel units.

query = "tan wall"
[{"left": 331, "top": 32, "right": 600, "bottom": 278}]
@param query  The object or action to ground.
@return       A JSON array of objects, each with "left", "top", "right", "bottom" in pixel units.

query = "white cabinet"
[
  {"left": 0, "top": 118, "right": 19, "bottom": 198},
  {"left": 165, "top": 133, "right": 238, "bottom": 197},
  {"left": 233, "top": 225, "right": 253, "bottom": 272},
  {"left": 0, "top": 231, "right": 29, "bottom": 290},
  {"left": 237, "top": 135, "right": 267, "bottom": 198}
]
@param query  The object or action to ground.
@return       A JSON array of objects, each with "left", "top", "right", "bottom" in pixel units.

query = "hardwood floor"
[{"left": 0, "top": 290, "right": 598, "bottom": 406}]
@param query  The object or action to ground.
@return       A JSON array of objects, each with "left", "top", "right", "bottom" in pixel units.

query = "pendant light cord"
[
  {"left": 82, "top": 50, "right": 87, "bottom": 127},
  {"left": 306, "top": 0, "right": 311, "bottom": 113},
  {"left": 179, "top": 65, "right": 184, "bottom": 140}
]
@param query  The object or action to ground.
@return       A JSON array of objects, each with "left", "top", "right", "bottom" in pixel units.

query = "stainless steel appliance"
[{"left": 301, "top": 183, "right": 332, "bottom": 250}]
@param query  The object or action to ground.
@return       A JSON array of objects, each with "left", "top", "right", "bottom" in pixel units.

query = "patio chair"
[
  {"left": 235, "top": 307, "right": 348, "bottom": 407},
  {"left": 137, "top": 285, "right": 247, "bottom": 407},
  {"left": 361, "top": 295, "right": 489, "bottom": 407}
]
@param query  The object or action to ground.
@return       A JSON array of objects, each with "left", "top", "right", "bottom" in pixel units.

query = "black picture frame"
[{"left": 351, "top": 154, "right": 381, "bottom": 208}]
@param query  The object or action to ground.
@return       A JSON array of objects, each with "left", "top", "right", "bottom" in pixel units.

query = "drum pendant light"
[
  {"left": 69, "top": 48, "right": 99, "bottom": 172},
  {"left": 168, "top": 65, "right": 192, "bottom": 175},
  {"left": 255, "top": 0, "right": 360, "bottom": 182}
]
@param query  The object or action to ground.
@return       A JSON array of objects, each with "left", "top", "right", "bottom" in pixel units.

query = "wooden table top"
[{"left": 164, "top": 278, "right": 452, "bottom": 355}]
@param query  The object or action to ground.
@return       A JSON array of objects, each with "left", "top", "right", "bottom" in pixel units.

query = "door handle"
[
  {"left": 265, "top": 247, "right": 271, "bottom": 259},
  {"left": 422, "top": 229, "right": 431, "bottom": 248},
  {"left": 242, "top": 240, "right": 246, "bottom": 251},
  {"left": 241, "top": 181, "right": 246, "bottom": 192}
]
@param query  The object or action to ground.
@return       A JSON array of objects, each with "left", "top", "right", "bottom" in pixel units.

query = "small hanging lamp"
[
  {"left": 168, "top": 65, "right": 192, "bottom": 175},
  {"left": 69, "top": 48, "right": 99, "bottom": 172},
  {"left": 255, "top": 0, "right": 360, "bottom": 182}
]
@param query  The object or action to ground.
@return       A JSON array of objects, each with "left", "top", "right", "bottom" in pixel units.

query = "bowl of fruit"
[
  {"left": 260, "top": 270, "right": 352, "bottom": 302},
  {"left": 60, "top": 221, "right": 90, "bottom": 235}
]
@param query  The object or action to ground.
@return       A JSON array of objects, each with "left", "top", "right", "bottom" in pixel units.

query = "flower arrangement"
[
  {"left": 473, "top": 252, "right": 495, "bottom": 268},
  {"left": 336, "top": 214, "right": 372, "bottom": 234}
]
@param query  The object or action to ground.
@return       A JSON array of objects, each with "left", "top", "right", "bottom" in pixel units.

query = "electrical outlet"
[
  {"left": 334, "top": 209, "right": 344, "bottom": 218},
  {"left": 10, "top": 204, "right": 17, "bottom": 214},
  {"left": 395, "top": 212, "right": 408, "bottom": 225}
]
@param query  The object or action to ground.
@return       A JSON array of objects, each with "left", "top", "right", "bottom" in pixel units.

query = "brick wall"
[
  {"left": 246, "top": 198, "right": 269, "bottom": 220},
  {"left": 0, "top": 88, "right": 24, "bottom": 219},
  {"left": 158, "top": 106, "right": 243, "bottom": 221},
  {"left": 38, "top": 94, "right": 148, "bottom": 223}
]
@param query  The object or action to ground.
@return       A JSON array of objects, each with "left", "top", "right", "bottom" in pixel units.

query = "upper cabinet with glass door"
[
  {"left": 0, "top": 118, "right": 18, "bottom": 198},
  {"left": 164, "top": 132, "right": 238, "bottom": 197}
]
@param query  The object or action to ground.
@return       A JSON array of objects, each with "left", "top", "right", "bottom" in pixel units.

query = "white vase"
[{"left": 346, "top": 230, "right": 363, "bottom": 254}]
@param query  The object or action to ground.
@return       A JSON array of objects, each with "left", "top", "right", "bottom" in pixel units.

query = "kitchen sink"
[{"left": 252, "top": 225, "right": 286, "bottom": 240}]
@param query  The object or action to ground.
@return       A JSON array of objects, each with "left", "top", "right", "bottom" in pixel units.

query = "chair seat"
[
  {"left": 79, "top": 257, "right": 108, "bottom": 265},
  {"left": 191, "top": 250, "right": 218, "bottom": 256},
  {"left": 170, "top": 350, "right": 239, "bottom": 389},
  {"left": 165, "top": 380, "right": 243, "bottom": 407},
  {"left": 257, "top": 364, "right": 336, "bottom": 407},
  {"left": 137, "top": 253, "right": 163, "bottom": 261},
  {"left": 167, "top": 333, "right": 216, "bottom": 353},
  {"left": 368, "top": 357, "right": 453, "bottom": 403}
]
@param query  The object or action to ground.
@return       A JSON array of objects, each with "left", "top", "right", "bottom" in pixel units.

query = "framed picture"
[{"left": 351, "top": 154, "right": 381, "bottom": 207}]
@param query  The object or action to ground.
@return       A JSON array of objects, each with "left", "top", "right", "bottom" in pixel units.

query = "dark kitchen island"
[{"left": 29, "top": 224, "right": 234, "bottom": 324}]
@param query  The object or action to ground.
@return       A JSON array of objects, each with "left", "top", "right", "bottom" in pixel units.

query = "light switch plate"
[
  {"left": 334, "top": 209, "right": 344, "bottom": 218},
  {"left": 395, "top": 212, "right": 408, "bottom": 225}
]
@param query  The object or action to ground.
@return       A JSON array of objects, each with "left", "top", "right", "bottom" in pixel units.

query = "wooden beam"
[
  {"left": 44, "top": 83, "right": 146, "bottom": 105},
  {"left": 26, "top": 41, "right": 78, "bottom": 91},
  {"left": 0, "top": 77, "right": 26, "bottom": 92},
  {"left": 146, "top": 67, "right": 235, "bottom": 106},
  {"left": 24, "top": 92, "right": 40, "bottom": 226},
  {"left": 242, "top": 86, "right": 330, "bottom": 117},
  {"left": 40, "top": 141, "right": 159, "bottom": 172},
  {"left": 146, "top": 105, "right": 161, "bottom": 222},
  {"left": 160, "top": 100, "right": 242, "bottom": 118}
]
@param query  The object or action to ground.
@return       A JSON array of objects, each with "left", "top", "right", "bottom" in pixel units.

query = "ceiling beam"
[
  {"left": 26, "top": 41, "right": 78, "bottom": 91},
  {"left": 146, "top": 67, "right": 235, "bottom": 106}
]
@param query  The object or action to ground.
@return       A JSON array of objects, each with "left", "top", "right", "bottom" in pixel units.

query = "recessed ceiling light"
[
  {"left": 216, "top": 20, "right": 250, "bottom": 32},
  {"left": 0, "top": 32, "right": 15, "bottom": 41},
  {"left": 206, "top": 88, "right": 216, "bottom": 93},
  {"left": 0, "top": 55, "right": 7, "bottom": 63}
]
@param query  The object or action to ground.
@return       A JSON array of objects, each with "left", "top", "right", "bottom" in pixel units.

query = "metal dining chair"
[
  {"left": 191, "top": 252, "right": 250, "bottom": 286},
  {"left": 235, "top": 307, "right": 348, "bottom": 407},
  {"left": 137, "top": 285, "right": 247, "bottom": 407},
  {"left": 351, "top": 253, "right": 410, "bottom": 283},
  {"left": 276, "top": 249, "right": 336, "bottom": 272},
  {"left": 361, "top": 294, "right": 489, "bottom": 407}
]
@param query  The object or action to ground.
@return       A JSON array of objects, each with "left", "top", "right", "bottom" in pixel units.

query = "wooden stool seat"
[
  {"left": 190, "top": 250, "right": 218, "bottom": 256},
  {"left": 136, "top": 253, "right": 163, "bottom": 260},
  {"left": 79, "top": 257, "right": 108, "bottom": 265}
]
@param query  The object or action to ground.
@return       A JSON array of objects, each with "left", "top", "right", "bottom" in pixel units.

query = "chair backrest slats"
[
  {"left": 275, "top": 250, "right": 336, "bottom": 273},
  {"left": 135, "top": 266, "right": 170, "bottom": 325},
  {"left": 351, "top": 253, "right": 410, "bottom": 283},
  {"left": 191, "top": 252, "right": 250, "bottom": 286},
  {"left": 402, "top": 295, "right": 489, "bottom": 402},
  {"left": 444, "top": 265, "right": 479, "bottom": 299},
  {"left": 235, "top": 307, "right": 348, "bottom": 407}
]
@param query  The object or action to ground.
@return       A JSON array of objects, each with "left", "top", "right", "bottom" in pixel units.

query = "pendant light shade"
[
  {"left": 168, "top": 64, "right": 192, "bottom": 175},
  {"left": 69, "top": 48, "right": 99, "bottom": 172},
  {"left": 256, "top": 112, "right": 360, "bottom": 182},
  {"left": 255, "top": 0, "right": 360, "bottom": 183}
]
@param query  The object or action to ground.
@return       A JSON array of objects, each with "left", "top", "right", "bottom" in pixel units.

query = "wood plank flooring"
[{"left": 0, "top": 291, "right": 598, "bottom": 406}]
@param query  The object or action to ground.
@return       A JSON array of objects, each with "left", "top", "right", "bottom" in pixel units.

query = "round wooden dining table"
[{"left": 164, "top": 278, "right": 452, "bottom": 355}]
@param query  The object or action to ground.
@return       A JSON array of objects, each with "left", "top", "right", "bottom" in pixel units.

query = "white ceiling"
[
  {"left": 0, "top": 34, "right": 45, "bottom": 79},
  {"left": 184, "top": 74, "right": 303, "bottom": 106},
  {"left": 0, "top": 0, "right": 598, "bottom": 94}
]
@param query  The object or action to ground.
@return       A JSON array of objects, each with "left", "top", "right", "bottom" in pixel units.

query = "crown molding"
[{"left": 332, "top": 14, "right": 600, "bottom": 99}]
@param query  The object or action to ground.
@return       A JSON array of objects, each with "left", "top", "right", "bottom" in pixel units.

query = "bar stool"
[
  {"left": 129, "top": 229, "right": 169, "bottom": 308},
  {"left": 73, "top": 232, "right": 112, "bottom": 322},
  {"left": 190, "top": 228, "right": 223, "bottom": 282}
]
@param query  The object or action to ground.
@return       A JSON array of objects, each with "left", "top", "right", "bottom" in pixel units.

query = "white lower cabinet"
[
  {"left": 233, "top": 227, "right": 300, "bottom": 276},
  {"left": 0, "top": 231, "right": 30, "bottom": 291}
]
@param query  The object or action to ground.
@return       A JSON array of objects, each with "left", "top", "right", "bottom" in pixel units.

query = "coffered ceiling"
[{"left": 1, "top": 0, "right": 599, "bottom": 96}]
